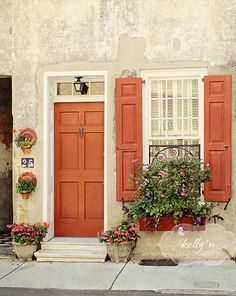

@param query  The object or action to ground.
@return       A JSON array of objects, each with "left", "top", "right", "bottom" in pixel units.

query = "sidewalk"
[{"left": 0, "top": 258, "right": 236, "bottom": 294}]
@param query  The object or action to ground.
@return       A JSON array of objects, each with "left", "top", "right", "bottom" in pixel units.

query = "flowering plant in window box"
[
  {"left": 7, "top": 222, "right": 50, "bottom": 261},
  {"left": 13, "top": 128, "right": 37, "bottom": 154},
  {"left": 129, "top": 159, "right": 214, "bottom": 231},
  {"left": 98, "top": 220, "right": 139, "bottom": 263}
]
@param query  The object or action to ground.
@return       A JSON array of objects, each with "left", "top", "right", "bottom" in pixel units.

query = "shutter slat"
[
  {"left": 204, "top": 75, "right": 232, "bottom": 201},
  {"left": 116, "top": 78, "right": 142, "bottom": 201}
]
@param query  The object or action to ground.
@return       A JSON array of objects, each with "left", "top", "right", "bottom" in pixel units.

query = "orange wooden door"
[{"left": 54, "top": 102, "right": 104, "bottom": 236}]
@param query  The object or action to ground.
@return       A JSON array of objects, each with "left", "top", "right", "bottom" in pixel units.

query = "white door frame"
[{"left": 43, "top": 71, "right": 108, "bottom": 240}]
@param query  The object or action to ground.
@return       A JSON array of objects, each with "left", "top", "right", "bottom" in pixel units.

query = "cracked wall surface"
[{"left": 1, "top": 0, "right": 236, "bottom": 257}]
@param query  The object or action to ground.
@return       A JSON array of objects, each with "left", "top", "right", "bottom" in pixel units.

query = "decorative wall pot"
[
  {"left": 18, "top": 128, "right": 37, "bottom": 154},
  {"left": 17, "top": 172, "right": 37, "bottom": 199},
  {"left": 12, "top": 243, "right": 38, "bottom": 262},
  {"left": 139, "top": 216, "right": 205, "bottom": 232},
  {"left": 21, "top": 146, "right": 32, "bottom": 155},
  {"left": 18, "top": 172, "right": 37, "bottom": 187},
  {"left": 106, "top": 242, "right": 133, "bottom": 263},
  {"left": 21, "top": 191, "right": 30, "bottom": 199}
]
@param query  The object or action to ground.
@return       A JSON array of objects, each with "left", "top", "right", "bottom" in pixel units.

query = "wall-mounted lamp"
[{"left": 73, "top": 77, "right": 89, "bottom": 95}]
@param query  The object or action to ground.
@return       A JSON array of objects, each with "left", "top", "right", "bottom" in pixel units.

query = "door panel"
[{"left": 54, "top": 102, "right": 104, "bottom": 236}]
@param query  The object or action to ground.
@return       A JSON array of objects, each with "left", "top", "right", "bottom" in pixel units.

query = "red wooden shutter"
[
  {"left": 204, "top": 75, "right": 232, "bottom": 201},
  {"left": 116, "top": 78, "right": 142, "bottom": 201}
]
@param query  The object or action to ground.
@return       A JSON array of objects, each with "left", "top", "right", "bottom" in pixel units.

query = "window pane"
[
  {"left": 150, "top": 78, "right": 200, "bottom": 142},
  {"left": 151, "top": 120, "right": 159, "bottom": 136},
  {"left": 192, "top": 79, "right": 198, "bottom": 97},
  {"left": 57, "top": 83, "right": 72, "bottom": 95},
  {"left": 90, "top": 82, "right": 104, "bottom": 95},
  {"left": 177, "top": 99, "right": 182, "bottom": 117},
  {"left": 192, "top": 99, "right": 198, "bottom": 117},
  {"left": 151, "top": 100, "right": 159, "bottom": 118},
  {"left": 151, "top": 81, "right": 159, "bottom": 98},
  {"left": 167, "top": 100, "right": 173, "bottom": 118},
  {"left": 167, "top": 80, "right": 173, "bottom": 98}
]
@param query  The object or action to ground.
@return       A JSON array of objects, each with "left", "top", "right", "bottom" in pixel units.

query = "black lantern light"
[{"left": 73, "top": 76, "right": 89, "bottom": 95}]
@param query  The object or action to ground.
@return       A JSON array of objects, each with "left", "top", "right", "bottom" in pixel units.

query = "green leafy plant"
[
  {"left": 16, "top": 179, "right": 36, "bottom": 193},
  {"left": 129, "top": 159, "right": 214, "bottom": 223},
  {"left": 13, "top": 129, "right": 35, "bottom": 148}
]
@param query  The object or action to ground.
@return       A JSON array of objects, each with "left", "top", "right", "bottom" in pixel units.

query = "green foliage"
[
  {"left": 129, "top": 159, "right": 214, "bottom": 221},
  {"left": 14, "top": 133, "right": 35, "bottom": 148},
  {"left": 16, "top": 179, "right": 36, "bottom": 193}
]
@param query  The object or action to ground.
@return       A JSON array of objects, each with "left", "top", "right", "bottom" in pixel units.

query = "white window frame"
[{"left": 141, "top": 68, "right": 208, "bottom": 164}]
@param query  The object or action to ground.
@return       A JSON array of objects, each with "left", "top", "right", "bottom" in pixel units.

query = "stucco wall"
[
  {"left": 8, "top": 0, "right": 236, "bottom": 258},
  {"left": 0, "top": 0, "right": 12, "bottom": 75}
]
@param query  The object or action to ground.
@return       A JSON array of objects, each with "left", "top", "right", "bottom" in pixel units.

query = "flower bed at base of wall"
[{"left": 139, "top": 216, "right": 205, "bottom": 232}]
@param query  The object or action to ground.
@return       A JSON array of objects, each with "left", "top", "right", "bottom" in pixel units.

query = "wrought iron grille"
[{"left": 149, "top": 144, "right": 201, "bottom": 165}]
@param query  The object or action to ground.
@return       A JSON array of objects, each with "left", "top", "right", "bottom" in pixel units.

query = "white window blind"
[{"left": 150, "top": 79, "right": 200, "bottom": 145}]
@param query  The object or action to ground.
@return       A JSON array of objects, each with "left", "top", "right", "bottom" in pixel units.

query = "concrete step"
[
  {"left": 34, "top": 249, "right": 107, "bottom": 262},
  {"left": 41, "top": 241, "right": 105, "bottom": 251},
  {"left": 35, "top": 237, "right": 107, "bottom": 262}
]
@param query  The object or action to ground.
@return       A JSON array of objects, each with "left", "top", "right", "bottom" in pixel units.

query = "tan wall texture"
[{"left": 2, "top": 0, "right": 236, "bottom": 258}]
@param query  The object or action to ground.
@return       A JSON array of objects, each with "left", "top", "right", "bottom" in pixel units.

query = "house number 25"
[{"left": 21, "top": 158, "right": 34, "bottom": 168}]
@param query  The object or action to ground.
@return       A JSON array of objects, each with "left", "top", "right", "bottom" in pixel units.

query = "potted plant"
[
  {"left": 13, "top": 128, "right": 37, "bottom": 154},
  {"left": 98, "top": 220, "right": 139, "bottom": 263},
  {"left": 129, "top": 159, "right": 214, "bottom": 231},
  {"left": 16, "top": 172, "right": 37, "bottom": 199},
  {"left": 7, "top": 222, "right": 50, "bottom": 261}
]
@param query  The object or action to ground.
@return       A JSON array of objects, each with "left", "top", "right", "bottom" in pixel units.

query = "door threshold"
[{"left": 49, "top": 237, "right": 99, "bottom": 243}]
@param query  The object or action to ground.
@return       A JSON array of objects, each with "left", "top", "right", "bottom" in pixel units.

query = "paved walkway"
[{"left": 0, "top": 258, "right": 236, "bottom": 293}]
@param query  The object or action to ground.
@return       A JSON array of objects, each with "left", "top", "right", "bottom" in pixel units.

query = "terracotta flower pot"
[
  {"left": 12, "top": 242, "right": 38, "bottom": 262},
  {"left": 21, "top": 146, "right": 32, "bottom": 154},
  {"left": 21, "top": 191, "right": 30, "bottom": 199},
  {"left": 106, "top": 242, "right": 133, "bottom": 263}
]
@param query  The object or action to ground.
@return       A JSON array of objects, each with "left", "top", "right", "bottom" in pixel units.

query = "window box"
[{"left": 139, "top": 216, "right": 205, "bottom": 232}]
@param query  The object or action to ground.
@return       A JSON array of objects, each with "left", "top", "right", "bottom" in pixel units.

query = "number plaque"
[{"left": 21, "top": 158, "right": 34, "bottom": 168}]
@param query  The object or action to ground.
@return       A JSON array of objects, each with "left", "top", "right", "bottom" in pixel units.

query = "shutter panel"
[
  {"left": 116, "top": 78, "right": 142, "bottom": 201},
  {"left": 204, "top": 75, "right": 232, "bottom": 201}
]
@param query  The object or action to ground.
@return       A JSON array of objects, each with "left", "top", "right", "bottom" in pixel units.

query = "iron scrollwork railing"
[{"left": 149, "top": 144, "right": 201, "bottom": 165}]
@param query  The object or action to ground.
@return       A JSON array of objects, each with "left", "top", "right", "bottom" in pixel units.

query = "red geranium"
[{"left": 7, "top": 222, "right": 50, "bottom": 245}]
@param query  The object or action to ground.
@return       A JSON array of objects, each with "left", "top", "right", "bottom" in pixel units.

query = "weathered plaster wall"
[
  {"left": 8, "top": 0, "right": 236, "bottom": 258},
  {"left": 0, "top": 78, "right": 12, "bottom": 233},
  {"left": 0, "top": 0, "right": 12, "bottom": 75}
]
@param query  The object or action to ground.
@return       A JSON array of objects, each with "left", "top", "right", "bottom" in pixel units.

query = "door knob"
[
  {"left": 79, "top": 124, "right": 84, "bottom": 138},
  {"left": 224, "top": 144, "right": 230, "bottom": 149}
]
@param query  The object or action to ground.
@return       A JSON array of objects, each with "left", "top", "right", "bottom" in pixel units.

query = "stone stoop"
[{"left": 34, "top": 237, "right": 107, "bottom": 263}]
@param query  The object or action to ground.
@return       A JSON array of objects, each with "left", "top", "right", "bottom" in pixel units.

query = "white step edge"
[
  {"left": 35, "top": 249, "right": 107, "bottom": 259},
  {"left": 36, "top": 257, "right": 106, "bottom": 262},
  {"left": 41, "top": 242, "right": 106, "bottom": 251}
]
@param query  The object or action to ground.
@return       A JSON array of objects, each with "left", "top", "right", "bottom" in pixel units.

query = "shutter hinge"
[
  {"left": 142, "top": 80, "right": 146, "bottom": 84},
  {"left": 202, "top": 78, "right": 204, "bottom": 82}
]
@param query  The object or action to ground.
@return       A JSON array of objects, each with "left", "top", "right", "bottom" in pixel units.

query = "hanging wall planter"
[
  {"left": 16, "top": 172, "right": 37, "bottom": 199},
  {"left": 13, "top": 128, "right": 37, "bottom": 154}
]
